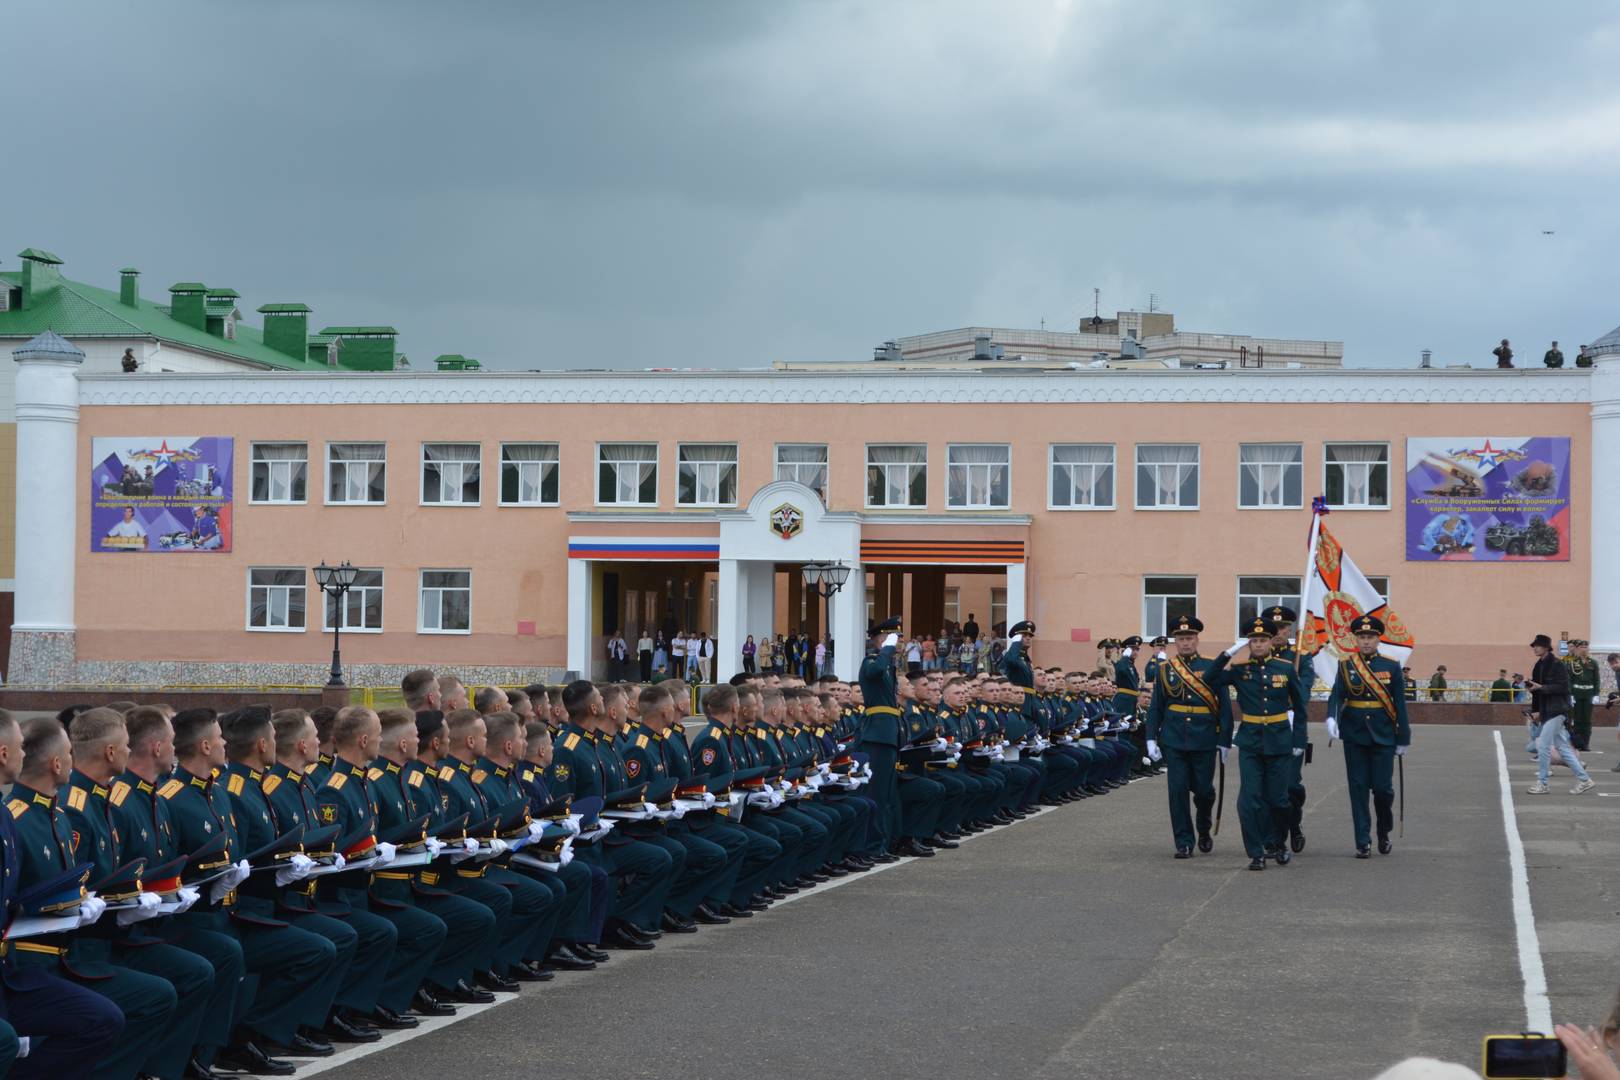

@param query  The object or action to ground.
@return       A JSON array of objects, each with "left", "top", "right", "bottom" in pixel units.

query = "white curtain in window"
[
  {"left": 425, "top": 443, "right": 479, "bottom": 463},
  {"left": 331, "top": 442, "right": 385, "bottom": 461},
  {"left": 602, "top": 443, "right": 656, "bottom": 502},
  {"left": 1329, "top": 443, "right": 1384, "bottom": 505},
  {"left": 948, "top": 445, "right": 1009, "bottom": 506},
  {"left": 1052, "top": 444, "right": 1111, "bottom": 504},
  {"left": 870, "top": 444, "right": 926, "bottom": 505},
  {"left": 680, "top": 445, "right": 737, "bottom": 504},
  {"left": 504, "top": 443, "right": 558, "bottom": 502},
  {"left": 679, "top": 444, "right": 736, "bottom": 464},
  {"left": 254, "top": 443, "right": 303, "bottom": 461},
  {"left": 1241, "top": 444, "right": 1300, "bottom": 504},
  {"left": 1140, "top": 444, "right": 1197, "bottom": 504}
]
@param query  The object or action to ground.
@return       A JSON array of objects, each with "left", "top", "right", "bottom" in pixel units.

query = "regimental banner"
[
  {"left": 91, "top": 437, "right": 233, "bottom": 553},
  {"left": 1404, "top": 437, "right": 1570, "bottom": 562}
]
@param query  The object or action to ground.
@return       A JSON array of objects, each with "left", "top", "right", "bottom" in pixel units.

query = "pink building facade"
[{"left": 9, "top": 344, "right": 1616, "bottom": 690}]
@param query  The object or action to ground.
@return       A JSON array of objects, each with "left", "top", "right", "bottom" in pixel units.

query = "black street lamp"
[
  {"left": 313, "top": 560, "right": 360, "bottom": 688},
  {"left": 801, "top": 562, "right": 852, "bottom": 675}
]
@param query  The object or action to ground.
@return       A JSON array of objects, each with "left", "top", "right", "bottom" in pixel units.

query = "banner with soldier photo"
[
  {"left": 1404, "top": 436, "right": 1570, "bottom": 562},
  {"left": 91, "top": 436, "right": 233, "bottom": 553}
]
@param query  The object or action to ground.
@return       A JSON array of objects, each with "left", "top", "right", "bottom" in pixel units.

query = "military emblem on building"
[{"left": 770, "top": 503, "right": 804, "bottom": 540}]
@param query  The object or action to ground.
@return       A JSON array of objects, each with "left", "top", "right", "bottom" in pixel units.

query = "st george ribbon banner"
[
  {"left": 91, "top": 436, "right": 234, "bottom": 553},
  {"left": 1405, "top": 436, "right": 1570, "bottom": 562}
]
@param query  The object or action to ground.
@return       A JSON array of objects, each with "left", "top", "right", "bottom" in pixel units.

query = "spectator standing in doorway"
[
  {"left": 607, "top": 630, "right": 628, "bottom": 680},
  {"left": 1427, "top": 666, "right": 1447, "bottom": 702},
  {"left": 1493, "top": 339, "right": 1514, "bottom": 368},
  {"left": 1543, "top": 341, "right": 1565, "bottom": 368},
  {"left": 638, "top": 628, "right": 654, "bottom": 680},
  {"left": 695, "top": 631, "right": 714, "bottom": 683},
  {"left": 671, "top": 631, "right": 687, "bottom": 678},
  {"left": 962, "top": 613, "right": 980, "bottom": 643},
  {"left": 741, "top": 635, "right": 757, "bottom": 674},
  {"left": 653, "top": 633, "right": 669, "bottom": 677},
  {"left": 814, "top": 638, "right": 826, "bottom": 680},
  {"left": 1525, "top": 633, "right": 1595, "bottom": 795}
]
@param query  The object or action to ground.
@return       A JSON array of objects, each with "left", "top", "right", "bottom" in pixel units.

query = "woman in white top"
[{"left": 637, "top": 631, "right": 654, "bottom": 680}]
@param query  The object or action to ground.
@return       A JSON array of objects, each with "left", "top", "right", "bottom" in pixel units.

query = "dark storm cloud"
[{"left": 5, "top": 1, "right": 1617, "bottom": 370}]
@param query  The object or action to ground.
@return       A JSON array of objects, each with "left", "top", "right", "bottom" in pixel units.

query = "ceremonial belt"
[
  {"left": 373, "top": 870, "right": 411, "bottom": 880},
  {"left": 1347, "top": 653, "right": 1398, "bottom": 722},
  {"left": 1345, "top": 698, "right": 1386, "bottom": 708},
  {"left": 1241, "top": 712, "right": 1288, "bottom": 725},
  {"left": 1167, "top": 655, "right": 1221, "bottom": 714},
  {"left": 456, "top": 866, "right": 488, "bottom": 879},
  {"left": 863, "top": 706, "right": 900, "bottom": 717},
  {"left": 1169, "top": 703, "right": 1212, "bottom": 715},
  {"left": 1115, "top": 688, "right": 1139, "bottom": 696},
  {"left": 14, "top": 941, "right": 64, "bottom": 957}
]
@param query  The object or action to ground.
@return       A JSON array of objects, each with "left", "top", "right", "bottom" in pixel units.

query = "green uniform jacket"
[
  {"left": 1327, "top": 655, "right": 1412, "bottom": 747},
  {"left": 1212, "top": 657, "right": 1309, "bottom": 755},
  {"left": 1144, "top": 653, "right": 1234, "bottom": 752},
  {"left": 858, "top": 643, "right": 901, "bottom": 746}
]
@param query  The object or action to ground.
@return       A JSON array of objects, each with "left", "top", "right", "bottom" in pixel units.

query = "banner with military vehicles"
[
  {"left": 1404, "top": 436, "right": 1569, "bottom": 562},
  {"left": 91, "top": 436, "right": 234, "bottom": 552}
]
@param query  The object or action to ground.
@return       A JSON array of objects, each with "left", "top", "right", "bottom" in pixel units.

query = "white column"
[
  {"left": 1591, "top": 353, "right": 1620, "bottom": 652},
  {"left": 743, "top": 562, "right": 775, "bottom": 645},
  {"left": 566, "top": 558, "right": 593, "bottom": 679},
  {"left": 13, "top": 334, "right": 82, "bottom": 633},
  {"left": 1004, "top": 562, "right": 1027, "bottom": 637},
  {"left": 832, "top": 562, "right": 866, "bottom": 681},
  {"left": 716, "top": 558, "right": 742, "bottom": 683}
]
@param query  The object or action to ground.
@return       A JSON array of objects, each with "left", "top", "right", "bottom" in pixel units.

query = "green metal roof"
[
  {"left": 319, "top": 325, "right": 398, "bottom": 336},
  {"left": 256, "top": 303, "right": 312, "bottom": 314},
  {"left": 119, "top": 266, "right": 140, "bottom": 275},
  {"left": 205, "top": 288, "right": 239, "bottom": 298},
  {"left": 168, "top": 282, "right": 207, "bottom": 293},
  {"left": 17, "top": 248, "right": 63, "bottom": 264}
]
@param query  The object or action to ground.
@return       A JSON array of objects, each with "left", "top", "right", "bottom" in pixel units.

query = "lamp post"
[
  {"left": 800, "top": 562, "right": 852, "bottom": 679},
  {"left": 313, "top": 560, "right": 359, "bottom": 688}
]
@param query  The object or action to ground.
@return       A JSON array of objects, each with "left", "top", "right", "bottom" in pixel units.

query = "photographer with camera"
[{"left": 1525, "top": 633, "right": 1595, "bottom": 796}]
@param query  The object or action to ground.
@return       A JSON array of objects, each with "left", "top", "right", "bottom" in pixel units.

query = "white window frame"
[
  {"left": 775, "top": 443, "right": 829, "bottom": 502},
  {"left": 866, "top": 443, "right": 928, "bottom": 509},
  {"left": 249, "top": 442, "right": 308, "bottom": 505},
  {"left": 946, "top": 443, "right": 1011, "bottom": 510},
  {"left": 246, "top": 567, "right": 307, "bottom": 633},
  {"left": 418, "top": 569, "right": 472, "bottom": 635},
  {"left": 499, "top": 442, "right": 561, "bottom": 507},
  {"left": 596, "top": 442, "right": 659, "bottom": 507},
  {"left": 1048, "top": 443, "right": 1116, "bottom": 510},
  {"left": 322, "top": 567, "right": 384, "bottom": 634},
  {"left": 989, "top": 588, "right": 1008, "bottom": 636},
  {"left": 420, "top": 443, "right": 481, "bottom": 506},
  {"left": 1238, "top": 443, "right": 1305, "bottom": 510},
  {"left": 1365, "top": 576, "right": 1390, "bottom": 604},
  {"left": 1323, "top": 441, "right": 1392, "bottom": 510},
  {"left": 326, "top": 442, "right": 387, "bottom": 505},
  {"left": 1135, "top": 444, "right": 1200, "bottom": 510},
  {"left": 1142, "top": 575, "right": 1198, "bottom": 638},
  {"left": 676, "top": 443, "right": 740, "bottom": 508},
  {"left": 1234, "top": 576, "right": 1303, "bottom": 634},
  {"left": 943, "top": 586, "right": 960, "bottom": 627}
]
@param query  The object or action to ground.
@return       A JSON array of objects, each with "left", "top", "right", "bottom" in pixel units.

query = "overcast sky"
[{"left": 8, "top": 1, "right": 1618, "bottom": 370}]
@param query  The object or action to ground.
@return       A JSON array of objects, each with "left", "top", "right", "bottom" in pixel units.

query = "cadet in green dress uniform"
[
  {"left": 857, "top": 617, "right": 919, "bottom": 856},
  {"left": 1263, "top": 605, "right": 1312, "bottom": 854},
  {"left": 1567, "top": 639, "right": 1599, "bottom": 751},
  {"left": 1143, "top": 616, "right": 1236, "bottom": 858},
  {"left": 1212, "top": 619, "right": 1309, "bottom": 869},
  {"left": 1325, "top": 615, "right": 1412, "bottom": 857}
]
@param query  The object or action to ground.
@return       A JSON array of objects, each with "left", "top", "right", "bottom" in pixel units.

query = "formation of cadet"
[{"left": 0, "top": 636, "right": 1168, "bottom": 1080}]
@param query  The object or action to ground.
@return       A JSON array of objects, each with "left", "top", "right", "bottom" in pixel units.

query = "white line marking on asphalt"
[
  {"left": 1492, "top": 729, "right": 1553, "bottom": 1035},
  {"left": 286, "top": 793, "right": 1080, "bottom": 1075}
]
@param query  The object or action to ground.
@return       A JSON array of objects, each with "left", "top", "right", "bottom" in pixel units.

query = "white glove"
[
  {"left": 882, "top": 633, "right": 899, "bottom": 649},
  {"left": 1325, "top": 716, "right": 1341, "bottom": 741},
  {"left": 450, "top": 837, "right": 480, "bottom": 863},
  {"left": 1122, "top": 647, "right": 1134, "bottom": 659},
  {"left": 77, "top": 893, "right": 108, "bottom": 928},
  {"left": 274, "top": 853, "right": 316, "bottom": 887},
  {"left": 1146, "top": 739, "right": 1163, "bottom": 763},
  {"left": 331, "top": 853, "right": 347, "bottom": 870},
  {"left": 562, "top": 814, "right": 584, "bottom": 836},
  {"left": 15, "top": 1037, "right": 26, "bottom": 1059},
  {"left": 1156, "top": 650, "right": 1167, "bottom": 661},
  {"left": 1217, "top": 745, "right": 1230, "bottom": 764},
  {"left": 1286, "top": 710, "right": 1295, "bottom": 730},
  {"left": 1223, "top": 640, "right": 1247, "bottom": 658},
  {"left": 1292, "top": 747, "right": 1305, "bottom": 758},
  {"left": 558, "top": 845, "right": 575, "bottom": 868},
  {"left": 173, "top": 887, "right": 200, "bottom": 915},
  {"left": 115, "top": 891, "right": 165, "bottom": 926},
  {"left": 527, "top": 821, "right": 547, "bottom": 841},
  {"left": 1395, "top": 745, "right": 1408, "bottom": 757},
  {"left": 1011, "top": 634, "right": 1025, "bottom": 645},
  {"left": 424, "top": 837, "right": 445, "bottom": 858},
  {"left": 488, "top": 839, "right": 509, "bottom": 856},
  {"left": 209, "top": 860, "right": 251, "bottom": 904},
  {"left": 374, "top": 842, "right": 397, "bottom": 865}
]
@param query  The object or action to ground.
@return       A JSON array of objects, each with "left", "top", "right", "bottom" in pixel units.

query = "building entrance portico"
[{"left": 566, "top": 480, "right": 1030, "bottom": 683}]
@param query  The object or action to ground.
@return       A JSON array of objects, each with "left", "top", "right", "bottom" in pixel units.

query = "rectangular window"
[
  {"left": 500, "top": 443, "right": 560, "bottom": 506},
  {"left": 247, "top": 567, "right": 306, "bottom": 631},
  {"left": 990, "top": 588, "right": 1008, "bottom": 636},
  {"left": 1324, "top": 443, "right": 1390, "bottom": 509},
  {"left": 1142, "top": 576, "right": 1197, "bottom": 637},
  {"left": 1136, "top": 445, "right": 1199, "bottom": 509},
  {"left": 419, "top": 569, "right": 471, "bottom": 634},
  {"left": 677, "top": 444, "right": 739, "bottom": 507},
  {"left": 597, "top": 443, "right": 658, "bottom": 506},
  {"left": 946, "top": 444, "right": 1011, "bottom": 509},
  {"left": 421, "top": 443, "right": 481, "bottom": 505},
  {"left": 327, "top": 442, "right": 387, "bottom": 504},
  {"left": 943, "top": 586, "right": 960, "bottom": 627},
  {"left": 867, "top": 444, "right": 927, "bottom": 508},
  {"left": 250, "top": 442, "right": 307, "bottom": 504},
  {"left": 1365, "top": 576, "right": 1389, "bottom": 603},
  {"left": 323, "top": 568, "right": 383, "bottom": 632},
  {"left": 1239, "top": 443, "right": 1303, "bottom": 508},
  {"left": 1236, "top": 576, "right": 1302, "bottom": 634},
  {"left": 775, "top": 444, "right": 829, "bottom": 501},
  {"left": 1049, "top": 443, "right": 1115, "bottom": 509}
]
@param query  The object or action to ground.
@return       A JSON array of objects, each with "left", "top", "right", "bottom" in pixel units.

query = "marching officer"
[
  {"left": 1263, "top": 605, "right": 1313, "bottom": 854},
  {"left": 1567, "top": 639, "right": 1599, "bottom": 751},
  {"left": 1325, "top": 615, "right": 1412, "bottom": 857},
  {"left": 1144, "top": 615, "right": 1235, "bottom": 858},
  {"left": 1212, "top": 619, "right": 1309, "bottom": 870}
]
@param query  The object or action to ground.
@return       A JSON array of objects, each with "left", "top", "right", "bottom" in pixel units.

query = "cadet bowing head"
[
  {"left": 0, "top": 708, "right": 20, "bottom": 785},
  {"left": 332, "top": 705, "right": 382, "bottom": 763},
  {"left": 69, "top": 707, "right": 131, "bottom": 780},
  {"left": 273, "top": 709, "right": 316, "bottom": 767},
  {"left": 376, "top": 708, "right": 418, "bottom": 760},
  {"left": 20, "top": 715, "right": 69, "bottom": 784},
  {"left": 401, "top": 668, "right": 440, "bottom": 711},
  {"left": 703, "top": 684, "right": 739, "bottom": 725}
]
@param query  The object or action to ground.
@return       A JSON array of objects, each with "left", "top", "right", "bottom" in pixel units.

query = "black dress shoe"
[
  {"left": 939, "top": 829, "right": 964, "bottom": 840},
  {"left": 897, "top": 838, "right": 935, "bottom": 857},
  {"left": 446, "top": 979, "right": 497, "bottom": 1004},
  {"left": 925, "top": 835, "right": 960, "bottom": 850},
  {"left": 323, "top": 1011, "right": 380, "bottom": 1043},
  {"left": 1378, "top": 836, "right": 1393, "bottom": 855},
  {"left": 872, "top": 851, "right": 901, "bottom": 863},
  {"left": 1274, "top": 846, "right": 1292, "bottom": 866},
  {"left": 746, "top": 897, "right": 771, "bottom": 912},
  {"left": 660, "top": 911, "right": 699, "bottom": 933},
  {"left": 1290, "top": 827, "right": 1306, "bottom": 853},
  {"left": 507, "top": 961, "right": 548, "bottom": 982},
  {"left": 1197, "top": 834, "right": 1214, "bottom": 854},
  {"left": 216, "top": 1042, "right": 296, "bottom": 1076},
  {"left": 823, "top": 863, "right": 850, "bottom": 876},
  {"left": 264, "top": 1031, "right": 334, "bottom": 1057},
  {"left": 578, "top": 944, "right": 611, "bottom": 962},
  {"left": 185, "top": 1055, "right": 223, "bottom": 1080},
  {"left": 411, "top": 988, "right": 457, "bottom": 1017},
  {"left": 1247, "top": 857, "right": 1266, "bottom": 871},
  {"left": 1355, "top": 844, "right": 1371, "bottom": 859},
  {"left": 718, "top": 902, "right": 754, "bottom": 918},
  {"left": 693, "top": 904, "right": 731, "bottom": 925},
  {"left": 1174, "top": 846, "right": 1193, "bottom": 859},
  {"left": 520, "top": 959, "right": 556, "bottom": 981},
  {"left": 367, "top": 1005, "right": 419, "bottom": 1030},
  {"left": 549, "top": 944, "right": 598, "bottom": 970},
  {"left": 634, "top": 924, "right": 663, "bottom": 940},
  {"left": 476, "top": 968, "right": 521, "bottom": 993},
  {"left": 603, "top": 924, "right": 656, "bottom": 950}
]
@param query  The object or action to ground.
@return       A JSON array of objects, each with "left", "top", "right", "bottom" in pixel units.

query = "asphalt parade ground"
[{"left": 308, "top": 725, "right": 1620, "bottom": 1080}]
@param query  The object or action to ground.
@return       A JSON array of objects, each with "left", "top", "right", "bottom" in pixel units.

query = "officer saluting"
[
  {"left": 1144, "top": 615, "right": 1235, "bottom": 858},
  {"left": 1325, "top": 615, "right": 1411, "bottom": 858},
  {"left": 1263, "top": 605, "right": 1312, "bottom": 854},
  {"left": 856, "top": 617, "right": 907, "bottom": 857}
]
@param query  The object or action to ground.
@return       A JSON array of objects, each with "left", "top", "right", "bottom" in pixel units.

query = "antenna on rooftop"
[{"left": 1147, "top": 293, "right": 1160, "bottom": 313}]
